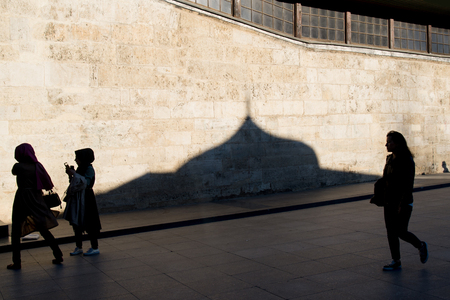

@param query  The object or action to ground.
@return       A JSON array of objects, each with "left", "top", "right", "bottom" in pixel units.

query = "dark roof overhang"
[{"left": 279, "top": 0, "right": 450, "bottom": 28}]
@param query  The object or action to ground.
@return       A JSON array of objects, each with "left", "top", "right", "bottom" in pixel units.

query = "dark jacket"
[
  {"left": 78, "top": 165, "right": 101, "bottom": 232},
  {"left": 12, "top": 163, "right": 58, "bottom": 236},
  {"left": 382, "top": 153, "right": 415, "bottom": 207}
]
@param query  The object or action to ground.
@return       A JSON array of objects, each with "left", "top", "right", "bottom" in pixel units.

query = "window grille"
[
  {"left": 301, "top": 6, "right": 345, "bottom": 43},
  {"left": 181, "top": 0, "right": 450, "bottom": 56},
  {"left": 241, "top": 0, "right": 294, "bottom": 35},
  {"left": 431, "top": 27, "right": 450, "bottom": 54},
  {"left": 394, "top": 21, "right": 427, "bottom": 52},
  {"left": 187, "top": 0, "right": 232, "bottom": 15},
  {"left": 351, "top": 14, "right": 388, "bottom": 47}
]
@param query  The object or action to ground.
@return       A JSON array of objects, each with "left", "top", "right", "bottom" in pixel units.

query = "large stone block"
[
  {"left": 272, "top": 48, "right": 300, "bottom": 66},
  {"left": 0, "top": 121, "right": 8, "bottom": 135},
  {"left": 304, "top": 100, "right": 327, "bottom": 116},
  {"left": 33, "top": 22, "right": 71, "bottom": 42},
  {"left": 0, "top": 45, "right": 19, "bottom": 61},
  {"left": 0, "top": 106, "right": 20, "bottom": 120},
  {"left": 71, "top": 23, "right": 110, "bottom": 42},
  {"left": 45, "top": 62, "right": 90, "bottom": 87},
  {"left": 8, "top": 62, "right": 44, "bottom": 87},
  {"left": 112, "top": 23, "right": 154, "bottom": 45},
  {"left": 10, "top": 17, "right": 29, "bottom": 41}
]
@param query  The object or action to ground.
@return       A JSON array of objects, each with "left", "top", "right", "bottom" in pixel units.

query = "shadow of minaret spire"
[
  {"left": 246, "top": 89, "right": 252, "bottom": 120},
  {"left": 97, "top": 101, "right": 377, "bottom": 212},
  {"left": 95, "top": 89, "right": 378, "bottom": 212}
]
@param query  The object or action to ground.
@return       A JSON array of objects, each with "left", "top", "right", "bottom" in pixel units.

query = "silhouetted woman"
[
  {"left": 8, "top": 143, "right": 63, "bottom": 269},
  {"left": 64, "top": 148, "right": 101, "bottom": 256},
  {"left": 382, "top": 131, "right": 428, "bottom": 270}
]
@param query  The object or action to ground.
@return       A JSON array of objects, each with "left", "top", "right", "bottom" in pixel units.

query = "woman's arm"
[
  {"left": 11, "top": 163, "right": 20, "bottom": 175},
  {"left": 84, "top": 166, "right": 95, "bottom": 187},
  {"left": 389, "top": 156, "right": 414, "bottom": 208}
]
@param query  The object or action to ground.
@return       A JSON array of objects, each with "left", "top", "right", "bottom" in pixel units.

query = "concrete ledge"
[{"left": 0, "top": 222, "right": 8, "bottom": 238}]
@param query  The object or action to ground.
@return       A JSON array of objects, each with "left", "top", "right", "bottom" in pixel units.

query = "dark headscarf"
[
  {"left": 15, "top": 143, "right": 54, "bottom": 190},
  {"left": 75, "top": 148, "right": 95, "bottom": 176}
]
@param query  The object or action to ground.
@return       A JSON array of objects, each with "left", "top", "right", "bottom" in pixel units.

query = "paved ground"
[{"left": 0, "top": 174, "right": 449, "bottom": 300}]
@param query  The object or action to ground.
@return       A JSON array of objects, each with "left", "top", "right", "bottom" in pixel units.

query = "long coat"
[
  {"left": 12, "top": 163, "right": 58, "bottom": 237},
  {"left": 64, "top": 166, "right": 101, "bottom": 232}
]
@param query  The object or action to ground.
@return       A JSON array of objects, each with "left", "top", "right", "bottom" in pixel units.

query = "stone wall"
[{"left": 1, "top": 0, "right": 449, "bottom": 221}]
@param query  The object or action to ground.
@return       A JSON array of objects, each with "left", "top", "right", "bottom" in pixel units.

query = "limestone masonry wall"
[{"left": 1, "top": 0, "right": 449, "bottom": 222}]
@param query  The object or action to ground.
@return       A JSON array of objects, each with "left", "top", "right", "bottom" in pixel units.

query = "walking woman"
[
  {"left": 64, "top": 148, "right": 101, "bottom": 256},
  {"left": 382, "top": 131, "right": 428, "bottom": 270},
  {"left": 8, "top": 143, "right": 63, "bottom": 270}
]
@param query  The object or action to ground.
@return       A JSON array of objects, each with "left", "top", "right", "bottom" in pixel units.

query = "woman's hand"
[{"left": 65, "top": 165, "right": 76, "bottom": 176}]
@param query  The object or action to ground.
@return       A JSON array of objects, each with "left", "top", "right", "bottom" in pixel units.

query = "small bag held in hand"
[
  {"left": 370, "top": 178, "right": 386, "bottom": 207},
  {"left": 43, "top": 190, "right": 61, "bottom": 208}
]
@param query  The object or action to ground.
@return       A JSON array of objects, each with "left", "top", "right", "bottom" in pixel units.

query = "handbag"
[
  {"left": 43, "top": 190, "right": 61, "bottom": 208},
  {"left": 370, "top": 178, "right": 386, "bottom": 207},
  {"left": 21, "top": 216, "right": 37, "bottom": 237}
]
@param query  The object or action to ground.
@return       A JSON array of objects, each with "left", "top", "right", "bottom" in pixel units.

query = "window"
[
  {"left": 241, "top": 0, "right": 294, "bottom": 35},
  {"left": 394, "top": 21, "right": 427, "bottom": 52},
  {"left": 431, "top": 27, "right": 450, "bottom": 54},
  {"left": 351, "top": 14, "right": 388, "bottom": 47},
  {"left": 180, "top": 0, "right": 450, "bottom": 56},
  {"left": 301, "top": 6, "right": 345, "bottom": 43},
  {"left": 187, "top": 0, "right": 232, "bottom": 15}
]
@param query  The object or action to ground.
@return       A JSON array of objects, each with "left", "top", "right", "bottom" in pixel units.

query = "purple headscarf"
[{"left": 15, "top": 143, "right": 54, "bottom": 190}]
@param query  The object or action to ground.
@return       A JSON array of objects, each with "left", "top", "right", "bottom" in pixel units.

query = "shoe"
[
  {"left": 6, "top": 263, "right": 21, "bottom": 270},
  {"left": 383, "top": 260, "right": 402, "bottom": 271},
  {"left": 419, "top": 241, "right": 428, "bottom": 264},
  {"left": 83, "top": 248, "right": 100, "bottom": 256},
  {"left": 52, "top": 257, "right": 64, "bottom": 264},
  {"left": 70, "top": 247, "right": 83, "bottom": 256}
]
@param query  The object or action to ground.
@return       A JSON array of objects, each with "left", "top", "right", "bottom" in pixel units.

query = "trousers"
[
  {"left": 73, "top": 225, "right": 99, "bottom": 249},
  {"left": 11, "top": 221, "right": 62, "bottom": 264},
  {"left": 384, "top": 204, "right": 422, "bottom": 260}
]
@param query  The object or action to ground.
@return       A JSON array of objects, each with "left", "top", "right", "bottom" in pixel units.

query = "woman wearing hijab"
[
  {"left": 8, "top": 143, "right": 63, "bottom": 270},
  {"left": 64, "top": 148, "right": 102, "bottom": 256},
  {"left": 381, "top": 131, "right": 428, "bottom": 271}
]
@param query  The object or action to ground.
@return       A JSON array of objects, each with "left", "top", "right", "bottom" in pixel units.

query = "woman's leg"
[
  {"left": 11, "top": 221, "right": 22, "bottom": 265},
  {"left": 88, "top": 229, "right": 99, "bottom": 249},
  {"left": 397, "top": 206, "right": 422, "bottom": 249},
  {"left": 384, "top": 206, "right": 401, "bottom": 261},
  {"left": 73, "top": 225, "right": 83, "bottom": 249},
  {"left": 39, "top": 228, "right": 63, "bottom": 260}
]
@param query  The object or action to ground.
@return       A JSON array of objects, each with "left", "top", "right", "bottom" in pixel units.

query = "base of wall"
[{"left": 0, "top": 222, "right": 8, "bottom": 238}]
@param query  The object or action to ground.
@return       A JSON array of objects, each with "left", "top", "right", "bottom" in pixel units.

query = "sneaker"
[
  {"left": 6, "top": 263, "right": 21, "bottom": 270},
  {"left": 383, "top": 260, "right": 402, "bottom": 271},
  {"left": 70, "top": 247, "right": 83, "bottom": 256},
  {"left": 419, "top": 241, "right": 428, "bottom": 264},
  {"left": 83, "top": 248, "right": 100, "bottom": 256}
]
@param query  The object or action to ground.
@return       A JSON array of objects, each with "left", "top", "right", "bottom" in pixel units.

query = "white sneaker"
[
  {"left": 70, "top": 247, "right": 83, "bottom": 256},
  {"left": 83, "top": 248, "right": 100, "bottom": 256}
]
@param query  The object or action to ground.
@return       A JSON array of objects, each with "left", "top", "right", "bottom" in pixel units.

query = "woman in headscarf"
[
  {"left": 8, "top": 143, "right": 63, "bottom": 270},
  {"left": 381, "top": 131, "right": 428, "bottom": 271},
  {"left": 64, "top": 148, "right": 102, "bottom": 256}
]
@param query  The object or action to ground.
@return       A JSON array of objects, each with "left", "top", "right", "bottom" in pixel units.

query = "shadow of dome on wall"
[{"left": 97, "top": 117, "right": 377, "bottom": 212}]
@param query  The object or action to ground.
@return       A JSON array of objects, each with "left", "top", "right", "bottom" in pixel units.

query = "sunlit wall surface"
[{"left": 0, "top": 0, "right": 449, "bottom": 221}]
